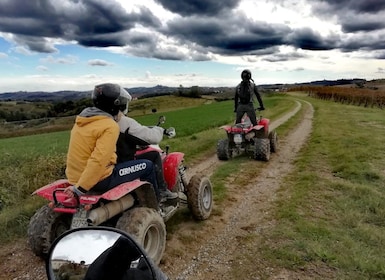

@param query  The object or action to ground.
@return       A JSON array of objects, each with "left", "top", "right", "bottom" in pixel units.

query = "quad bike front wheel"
[
  {"left": 217, "top": 138, "right": 232, "bottom": 160},
  {"left": 254, "top": 138, "right": 271, "bottom": 161},
  {"left": 27, "top": 205, "right": 72, "bottom": 259},
  {"left": 116, "top": 207, "right": 166, "bottom": 265},
  {"left": 268, "top": 130, "right": 278, "bottom": 153},
  {"left": 186, "top": 174, "right": 213, "bottom": 220}
]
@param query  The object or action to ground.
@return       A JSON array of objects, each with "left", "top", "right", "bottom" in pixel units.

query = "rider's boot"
[
  {"left": 159, "top": 183, "right": 178, "bottom": 201},
  {"left": 155, "top": 165, "right": 178, "bottom": 201}
]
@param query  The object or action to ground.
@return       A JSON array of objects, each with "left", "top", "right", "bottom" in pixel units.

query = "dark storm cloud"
[
  {"left": 315, "top": 0, "right": 385, "bottom": 14},
  {"left": 13, "top": 35, "right": 58, "bottom": 53},
  {"left": 155, "top": 0, "right": 241, "bottom": 16},
  {"left": 312, "top": 0, "right": 385, "bottom": 33},
  {"left": 0, "top": 0, "right": 160, "bottom": 52},
  {"left": 164, "top": 16, "right": 290, "bottom": 55},
  {"left": 0, "top": 0, "right": 384, "bottom": 62},
  {"left": 341, "top": 17, "right": 385, "bottom": 33},
  {"left": 286, "top": 28, "right": 338, "bottom": 51},
  {"left": 339, "top": 33, "right": 385, "bottom": 52}
]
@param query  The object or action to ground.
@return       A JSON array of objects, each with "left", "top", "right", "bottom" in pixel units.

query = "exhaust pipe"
[{"left": 87, "top": 194, "right": 134, "bottom": 225}]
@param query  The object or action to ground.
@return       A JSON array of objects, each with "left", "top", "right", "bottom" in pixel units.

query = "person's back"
[
  {"left": 66, "top": 107, "right": 119, "bottom": 192},
  {"left": 234, "top": 69, "right": 265, "bottom": 126}
]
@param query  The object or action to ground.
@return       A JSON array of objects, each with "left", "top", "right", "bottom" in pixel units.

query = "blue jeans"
[{"left": 92, "top": 159, "right": 159, "bottom": 196}]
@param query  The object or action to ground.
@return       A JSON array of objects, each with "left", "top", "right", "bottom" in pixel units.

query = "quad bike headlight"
[{"left": 233, "top": 134, "right": 242, "bottom": 144}]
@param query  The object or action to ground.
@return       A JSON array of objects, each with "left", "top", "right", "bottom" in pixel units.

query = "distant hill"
[
  {"left": 0, "top": 85, "right": 181, "bottom": 102},
  {"left": 294, "top": 78, "right": 367, "bottom": 87},
  {"left": 0, "top": 90, "right": 91, "bottom": 102},
  {"left": 0, "top": 79, "right": 375, "bottom": 102}
]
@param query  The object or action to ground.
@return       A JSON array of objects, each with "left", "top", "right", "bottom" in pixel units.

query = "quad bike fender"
[
  {"left": 33, "top": 179, "right": 157, "bottom": 209},
  {"left": 252, "top": 124, "right": 265, "bottom": 131},
  {"left": 82, "top": 180, "right": 158, "bottom": 209},
  {"left": 163, "top": 152, "right": 184, "bottom": 188},
  {"left": 258, "top": 118, "right": 269, "bottom": 130},
  {"left": 96, "top": 180, "right": 158, "bottom": 210},
  {"left": 219, "top": 125, "right": 232, "bottom": 133},
  {"left": 251, "top": 118, "right": 270, "bottom": 136},
  {"left": 99, "top": 179, "right": 149, "bottom": 201},
  {"left": 32, "top": 179, "right": 71, "bottom": 200}
]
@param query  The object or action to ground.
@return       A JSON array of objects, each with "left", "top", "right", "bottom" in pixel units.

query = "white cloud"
[
  {"left": 40, "top": 55, "right": 78, "bottom": 64},
  {"left": 36, "top": 65, "right": 48, "bottom": 71},
  {"left": 88, "top": 59, "right": 114, "bottom": 66}
]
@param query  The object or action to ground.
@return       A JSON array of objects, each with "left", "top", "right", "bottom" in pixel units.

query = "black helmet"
[
  {"left": 92, "top": 83, "right": 132, "bottom": 116},
  {"left": 241, "top": 69, "right": 252, "bottom": 81}
]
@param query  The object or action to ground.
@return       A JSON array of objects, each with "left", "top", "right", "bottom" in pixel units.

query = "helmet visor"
[{"left": 118, "top": 86, "right": 132, "bottom": 114}]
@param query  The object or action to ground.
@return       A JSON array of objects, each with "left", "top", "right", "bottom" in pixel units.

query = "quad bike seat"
[{"left": 235, "top": 122, "right": 252, "bottom": 129}]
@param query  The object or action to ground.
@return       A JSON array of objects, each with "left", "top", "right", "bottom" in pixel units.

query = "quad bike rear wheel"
[
  {"left": 217, "top": 138, "right": 232, "bottom": 160},
  {"left": 268, "top": 130, "right": 278, "bottom": 153},
  {"left": 254, "top": 138, "right": 271, "bottom": 161},
  {"left": 27, "top": 205, "right": 72, "bottom": 259},
  {"left": 186, "top": 174, "right": 213, "bottom": 220},
  {"left": 116, "top": 207, "right": 166, "bottom": 265}
]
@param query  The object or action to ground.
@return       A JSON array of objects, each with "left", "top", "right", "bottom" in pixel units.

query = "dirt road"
[
  {"left": 161, "top": 100, "right": 313, "bottom": 280},
  {"left": 0, "top": 98, "right": 313, "bottom": 280}
]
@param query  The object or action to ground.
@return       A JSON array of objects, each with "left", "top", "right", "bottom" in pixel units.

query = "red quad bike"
[
  {"left": 27, "top": 118, "right": 213, "bottom": 265},
  {"left": 217, "top": 110, "right": 278, "bottom": 161}
]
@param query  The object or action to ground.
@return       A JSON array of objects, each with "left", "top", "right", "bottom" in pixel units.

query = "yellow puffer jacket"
[{"left": 65, "top": 112, "right": 119, "bottom": 191}]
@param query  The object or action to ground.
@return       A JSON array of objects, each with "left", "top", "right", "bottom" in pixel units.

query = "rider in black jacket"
[{"left": 234, "top": 69, "right": 265, "bottom": 126}]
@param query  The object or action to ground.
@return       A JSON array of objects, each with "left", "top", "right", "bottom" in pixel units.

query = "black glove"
[
  {"left": 164, "top": 127, "right": 176, "bottom": 138},
  {"left": 258, "top": 107, "right": 265, "bottom": 111}
]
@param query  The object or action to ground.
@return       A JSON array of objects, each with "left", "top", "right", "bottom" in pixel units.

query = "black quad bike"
[{"left": 217, "top": 110, "right": 278, "bottom": 161}]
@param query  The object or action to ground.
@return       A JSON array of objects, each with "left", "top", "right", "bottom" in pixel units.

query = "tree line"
[{"left": 0, "top": 98, "right": 93, "bottom": 122}]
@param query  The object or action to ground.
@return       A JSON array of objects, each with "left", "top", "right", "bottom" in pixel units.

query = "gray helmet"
[
  {"left": 241, "top": 69, "right": 252, "bottom": 81},
  {"left": 92, "top": 83, "right": 132, "bottom": 115}
]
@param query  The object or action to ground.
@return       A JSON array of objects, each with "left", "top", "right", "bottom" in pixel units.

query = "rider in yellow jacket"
[
  {"left": 64, "top": 83, "right": 159, "bottom": 198},
  {"left": 65, "top": 109, "right": 119, "bottom": 192}
]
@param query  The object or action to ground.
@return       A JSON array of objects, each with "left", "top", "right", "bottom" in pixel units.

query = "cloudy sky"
[{"left": 0, "top": 0, "right": 384, "bottom": 92}]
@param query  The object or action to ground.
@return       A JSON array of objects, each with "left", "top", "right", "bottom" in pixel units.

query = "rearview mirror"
[
  {"left": 46, "top": 226, "right": 168, "bottom": 280},
  {"left": 158, "top": 116, "right": 166, "bottom": 125}
]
